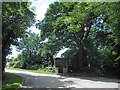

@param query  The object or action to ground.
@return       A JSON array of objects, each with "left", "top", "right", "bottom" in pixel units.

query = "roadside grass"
[
  {"left": 6, "top": 67, "right": 56, "bottom": 74},
  {"left": 6, "top": 67, "right": 118, "bottom": 79},
  {"left": 2, "top": 72, "right": 22, "bottom": 90}
]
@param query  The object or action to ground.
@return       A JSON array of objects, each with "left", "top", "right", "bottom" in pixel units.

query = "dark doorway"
[{"left": 58, "top": 68, "right": 63, "bottom": 73}]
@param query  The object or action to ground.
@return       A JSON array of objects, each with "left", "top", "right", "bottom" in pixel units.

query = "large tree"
[
  {"left": 38, "top": 2, "right": 120, "bottom": 76},
  {"left": 38, "top": 2, "right": 100, "bottom": 71},
  {"left": 2, "top": 2, "right": 35, "bottom": 74}
]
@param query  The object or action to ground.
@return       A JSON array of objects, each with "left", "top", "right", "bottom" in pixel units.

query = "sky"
[{"left": 7, "top": 0, "right": 68, "bottom": 59}]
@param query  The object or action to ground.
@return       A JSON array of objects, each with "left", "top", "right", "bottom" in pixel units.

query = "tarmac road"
[{"left": 5, "top": 69, "right": 120, "bottom": 89}]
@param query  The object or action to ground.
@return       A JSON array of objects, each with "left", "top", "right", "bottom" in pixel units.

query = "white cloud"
[
  {"left": 31, "top": 0, "right": 57, "bottom": 21},
  {"left": 35, "top": 4, "right": 49, "bottom": 20},
  {"left": 7, "top": 45, "right": 21, "bottom": 59},
  {"left": 28, "top": 26, "right": 40, "bottom": 34},
  {"left": 55, "top": 48, "right": 69, "bottom": 58}
]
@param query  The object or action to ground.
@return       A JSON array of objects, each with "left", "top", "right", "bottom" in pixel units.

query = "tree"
[
  {"left": 14, "top": 31, "right": 54, "bottom": 69},
  {"left": 38, "top": 2, "right": 102, "bottom": 71},
  {"left": 37, "top": 2, "right": 120, "bottom": 77},
  {"left": 2, "top": 2, "right": 35, "bottom": 74},
  {"left": 16, "top": 31, "right": 42, "bottom": 69}
]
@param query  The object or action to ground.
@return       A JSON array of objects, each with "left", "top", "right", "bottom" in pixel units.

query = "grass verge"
[
  {"left": 2, "top": 72, "right": 22, "bottom": 90},
  {"left": 6, "top": 67, "right": 56, "bottom": 74}
]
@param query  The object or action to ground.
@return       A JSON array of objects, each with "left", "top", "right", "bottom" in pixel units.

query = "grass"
[
  {"left": 6, "top": 67, "right": 118, "bottom": 79},
  {"left": 6, "top": 67, "right": 56, "bottom": 74},
  {"left": 2, "top": 72, "right": 22, "bottom": 90},
  {"left": 2, "top": 67, "right": 56, "bottom": 90}
]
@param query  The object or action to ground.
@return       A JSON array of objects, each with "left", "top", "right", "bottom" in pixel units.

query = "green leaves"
[
  {"left": 2, "top": 2, "right": 35, "bottom": 45},
  {"left": 2, "top": 2, "right": 35, "bottom": 72},
  {"left": 6, "top": 2, "right": 118, "bottom": 76}
]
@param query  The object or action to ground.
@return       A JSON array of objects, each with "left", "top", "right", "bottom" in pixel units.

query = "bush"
[
  {"left": 13, "top": 61, "right": 23, "bottom": 68},
  {"left": 8, "top": 60, "right": 15, "bottom": 67}
]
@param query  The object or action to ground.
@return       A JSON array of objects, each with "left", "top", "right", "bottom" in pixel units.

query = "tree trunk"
[
  {"left": 78, "top": 43, "right": 84, "bottom": 71},
  {"left": 2, "top": 53, "right": 6, "bottom": 80}
]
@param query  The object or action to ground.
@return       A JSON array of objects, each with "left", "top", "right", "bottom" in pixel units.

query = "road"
[{"left": 5, "top": 69, "right": 120, "bottom": 89}]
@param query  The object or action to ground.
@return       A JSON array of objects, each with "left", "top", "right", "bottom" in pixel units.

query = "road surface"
[{"left": 5, "top": 69, "right": 120, "bottom": 89}]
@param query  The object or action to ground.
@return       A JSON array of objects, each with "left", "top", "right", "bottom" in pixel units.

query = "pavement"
[{"left": 5, "top": 69, "right": 120, "bottom": 89}]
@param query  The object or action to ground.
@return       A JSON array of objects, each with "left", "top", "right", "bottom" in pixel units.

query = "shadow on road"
[
  {"left": 12, "top": 72, "right": 74, "bottom": 88},
  {"left": 58, "top": 73, "right": 120, "bottom": 83},
  {"left": 6, "top": 69, "right": 119, "bottom": 89}
]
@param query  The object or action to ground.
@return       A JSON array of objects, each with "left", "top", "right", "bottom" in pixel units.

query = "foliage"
[
  {"left": 9, "top": 31, "right": 54, "bottom": 69},
  {"left": 2, "top": 2, "right": 35, "bottom": 72},
  {"left": 6, "top": 67, "right": 55, "bottom": 74},
  {"left": 36, "top": 2, "right": 120, "bottom": 77},
  {"left": 7, "top": 2, "right": 120, "bottom": 78}
]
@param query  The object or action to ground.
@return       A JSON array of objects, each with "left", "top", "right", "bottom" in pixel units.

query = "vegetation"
[
  {"left": 6, "top": 67, "right": 55, "bottom": 74},
  {"left": 2, "top": 2, "right": 35, "bottom": 75},
  {"left": 4, "top": 2, "right": 120, "bottom": 79},
  {"left": 2, "top": 2, "right": 35, "bottom": 89},
  {"left": 36, "top": 2, "right": 120, "bottom": 78},
  {"left": 2, "top": 73, "right": 22, "bottom": 90}
]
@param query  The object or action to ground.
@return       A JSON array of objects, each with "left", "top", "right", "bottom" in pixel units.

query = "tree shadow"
[
  {"left": 58, "top": 73, "right": 120, "bottom": 84},
  {"left": 10, "top": 72, "right": 75, "bottom": 88},
  {"left": 6, "top": 70, "right": 119, "bottom": 89}
]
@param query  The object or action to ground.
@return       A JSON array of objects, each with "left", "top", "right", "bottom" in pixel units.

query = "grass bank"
[
  {"left": 2, "top": 73, "right": 22, "bottom": 90},
  {"left": 6, "top": 67, "right": 56, "bottom": 74}
]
